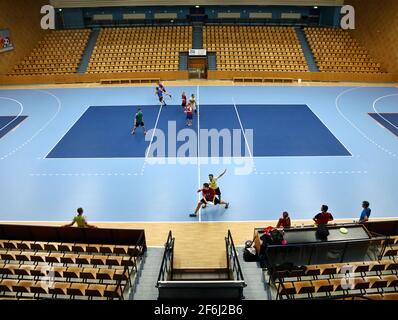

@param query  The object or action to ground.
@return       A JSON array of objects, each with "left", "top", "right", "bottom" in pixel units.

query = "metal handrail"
[
  {"left": 156, "top": 231, "right": 175, "bottom": 285},
  {"left": 225, "top": 230, "right": 245, "bottom": 282}
]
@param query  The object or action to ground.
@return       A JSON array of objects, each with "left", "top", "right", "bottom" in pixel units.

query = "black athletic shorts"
[
  {"left": 201, "top": 197, "right": 220, "bottom": 205},
  {"left": 135, "top": 121, "right": 144, "bottom": 127},
  {"left": 214, "top": 187, "right": 221, "bottom": 196}
]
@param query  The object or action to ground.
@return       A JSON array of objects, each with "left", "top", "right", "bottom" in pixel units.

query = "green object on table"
[{"left": 340, "top": 227, "right": 348, "bottom": 234}]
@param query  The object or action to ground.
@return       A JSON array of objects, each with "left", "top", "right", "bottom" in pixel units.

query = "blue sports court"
[{"left": 0, "top": 85, "right": 397, "bottom": 222}]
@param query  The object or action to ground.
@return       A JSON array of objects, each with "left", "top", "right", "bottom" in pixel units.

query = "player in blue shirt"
[
  {"left": 158, "top": 82, "right": 172, "bottom": 98},
  {"left": 359, "top": 201, "right": 371, "bottom": 223},
  {"left": 155, "top": 87, "right": 166, "bottom": 107}
]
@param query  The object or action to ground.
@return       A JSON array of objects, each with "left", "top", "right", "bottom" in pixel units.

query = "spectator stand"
[
  {"left": 0, "top": 224, "right": 146, "bottom": 300},
  {"left": 252, "top": 222, "right": 398, "bottom": 300}
]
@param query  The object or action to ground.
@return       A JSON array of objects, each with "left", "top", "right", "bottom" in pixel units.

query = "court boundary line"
[
  {"left": 372, "top": 94, "right": 398, "bottom": 131},
  {"left": 0, "top": 97, "right": 24, "bottom": 133},
  {"left": 1, "top": 90, "right": 61, "bottom": 160},
  {"left": 197, "top": 85, "right": 202, "bottom": 222},
  {"left": 29, "top": 170, "right": 369, "bottom": 177},
  {"left": 335, "top": 87, "right": 398, "bottom": 159},
  {"left": 368, "top": 113, "right": 398, "bottom": 138},
  {"left": 42, "top": 154, "right": 354, "bottom": 160},
  {"left": 41, "top": 102, "right": 361, "bottom": 160},
  {"left": 0, "top": 116, "right": 27, "bottom": 141}
]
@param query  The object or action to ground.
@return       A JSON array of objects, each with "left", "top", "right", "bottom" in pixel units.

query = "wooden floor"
[{"left": 1, "top": 218, "right": 390, "bottom": 268}]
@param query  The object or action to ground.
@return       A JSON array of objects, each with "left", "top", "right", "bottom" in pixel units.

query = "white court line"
[
  {"left": 335, "top": 87, "right": 397, "bottom": 159},
  {"left": 0, "top": 97, "right": 24, "bottom": 133},
  {"left": 1, "top": 90, "right": 61, "bottom": 160},
  {"left": 43, "top": 154, "right": 358, "bottom": 161},
  {"left": 141, "top": 102, "right": 163, "bottom": 175},
  {"left": 231, "top": 97, "right": 254, "bottom": 158},
  {"left": 197, "top": 85, "right": 202, "bottom": 222},
  {"left": 254, "top": 170, "right": 367, "bottom": 176},
  {"left": 372, "top": 94, "right": 398, "bottom": 131},
  {"left": 29, "top": 170, "right": 368, "bottom": 177}
]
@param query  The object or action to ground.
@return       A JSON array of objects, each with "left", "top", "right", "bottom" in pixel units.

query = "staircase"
[
  {"left": 172, "top": 268, "right": 231, "bottom": 281},
  {"left": 192, "top": 24, "right": 203, "bottom": 49},
  {"left": 131, "top": 247, "right": 164, "bottom": 300},
  {"left": 77, "top": 28, "right": 100, "bottom": 74},
  {"left": 295, "top": 27, "right": 319, "bottom": 72},
  {"left": 207, "top": 53, "right": 217, "bottom": 70},
  {"left": 236, "top": 246, "right": 271, "bottom": 300},
  {"left": 179, "top": 52, "right": 188, "bottom": 70}
]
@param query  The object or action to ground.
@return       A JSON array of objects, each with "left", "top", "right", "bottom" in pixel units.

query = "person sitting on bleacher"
[
  {"left": 276, "top": 211, "right": 291, "bottom": 229},
  {"left": 62, "top": 208, "right": 97, "bottom": 228},
  {"left": 313, "top": 205, "right": 334, "bottom": 225},
  {"left": 359, "top": 201, "right": 371, "bottom": 223}
]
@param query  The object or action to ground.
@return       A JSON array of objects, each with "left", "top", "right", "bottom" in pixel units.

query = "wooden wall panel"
[
  {"left": 347, "top": 0, "right": 398, "bottom": 73},
  {"left": 0, "top": 71, "right": 189, "bottom": 85},
  {"left": 207, "top": 70, "right": 398, "bottom": 83},
  {"left": 0, "top": 0, "right": 48, "bottom": 75},
  {"left": 1, "top": 70, "right": 396, "bottom": 86}
]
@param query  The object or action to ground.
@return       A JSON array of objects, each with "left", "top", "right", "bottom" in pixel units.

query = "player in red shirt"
[
  {"left": 276, "top": 211, "right": 291, "bottom": 229},
  {"left": 313, "top": 205, "right": 334, "bottom": 225},
  {"left": 185, "top": 103, "right": 193, "bottom": 126},
  {"left": 190, "top": 183, "right": 229, "bottom": 217},
  {"left": 181, "top": 92, "right": 187, "bottom": 109}
]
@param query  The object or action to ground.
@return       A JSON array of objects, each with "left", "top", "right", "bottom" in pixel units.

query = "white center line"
[
  {"left": 197, "top": 85, "right": 202, "bottom": 222},
  {"left": 232, "top": 97, "right": 254, "bottom": 159},
  {"left": 141, "top": 104, "right": 163, "bottom": 175}
]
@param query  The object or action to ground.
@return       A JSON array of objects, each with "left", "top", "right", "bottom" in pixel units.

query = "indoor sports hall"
[{"left": 0, "top": 0, "right": 397, "bottom": 302}]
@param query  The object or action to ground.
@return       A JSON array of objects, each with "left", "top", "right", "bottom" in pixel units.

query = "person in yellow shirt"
[
  {"left": 62, "top": 208, "right": 97, "bottom": 228},
  {"left": 208, "top": 169, "right": 227, "bottom": 201}
]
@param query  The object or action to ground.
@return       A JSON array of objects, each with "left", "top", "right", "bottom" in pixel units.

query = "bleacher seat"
[
  {"left": 203, "top": 25, "right": 309, "bottom": 72},
  {"left": 271, "top": 259, "right": 398, "bottom": 300},
  {"left": 0, "top": 226, "right": 145, "bottom": 300},
  {"left": 86, "top": 26, "right": 192, "bottom": 73},
  {"left": 9, "top": 29, "right": 91, "bottom": 76},
  {"left": 304, "top": 27, "right": 383, "bottom": 73}
]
